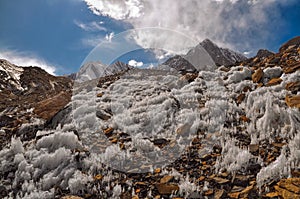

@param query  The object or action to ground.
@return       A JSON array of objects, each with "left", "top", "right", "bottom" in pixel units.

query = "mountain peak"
[
  {"left": 200, "top": 38, "right": 218, "bottom": 47},
  {"left": 256, "top": 49, "right": 274, "bottom": 59},
  {"left": 198, "top": 39, "right": 247, "bottom": 66}
]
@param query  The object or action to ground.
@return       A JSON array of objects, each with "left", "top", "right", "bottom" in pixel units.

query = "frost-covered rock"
[{"left": 263, "top": 66, "right": 283, "bottom": 79}]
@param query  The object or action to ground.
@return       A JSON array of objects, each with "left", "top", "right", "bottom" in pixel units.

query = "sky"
[{"left": 0, "top": 0, "right": 299, "bottom": 75}]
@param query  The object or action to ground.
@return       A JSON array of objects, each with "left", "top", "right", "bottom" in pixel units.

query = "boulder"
[
  {"left": 155, "top": 183, "right": 179, "bottom": 195},
  {"left": 252, "top": 68, "right": 264, "bottom": 83}
]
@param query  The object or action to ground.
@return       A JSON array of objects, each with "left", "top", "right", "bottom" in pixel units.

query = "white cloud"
[
  {"left": 243, "top": 51, "right": 252, "bottom": 56},
  {"left": 81, "top": 35, "right": 105, "bottom": 47},
  {"left": 83, "top": 0, "right": 297, "bottom": 54},
  {"left": 105, "top": 32, "right": 115, "bottom": 42},
  {"left": 74, "top": 20, "right": 107, "bottom": 32},
  {"left": 128, "top": 59, "right": 143, "bottom": 67},
  {"left": 0, "top": 50, "right": 57, "bottom": 75},
  {"left": 84, "top": 0, "right": 143, "bottom": 20}
]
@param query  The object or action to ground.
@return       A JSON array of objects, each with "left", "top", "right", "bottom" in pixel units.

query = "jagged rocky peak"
[
  {"left": 256, "top": 49, "right": 274, "bottom": 59},
  {"left": 76, "top": 61, "right": 131, "bottom": 82},
  {"left": 199, "top": 38, "right": 247, "bottom": 66},
  {"left": 107, "top": 61, "right": 131, "bottom": 73},
  {"left": 279, "top": 36, "right": 300, "bottom": 52},
  {"left": 163, "top": 55, "right": 197, "bottom": 74}
]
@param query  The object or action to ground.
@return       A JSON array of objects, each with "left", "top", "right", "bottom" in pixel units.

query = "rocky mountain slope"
[
  {"left": 0, "top": 37, "right": 299, "bottom": 199},
  {"left": 0, "top": 59, "right": 73, "bottom": 149},
  {"left": 197, "top": 39, "right": 247, "bottom": 66},
  {"left": 163, "top": 38, "right": 247, "bottom": 73}
]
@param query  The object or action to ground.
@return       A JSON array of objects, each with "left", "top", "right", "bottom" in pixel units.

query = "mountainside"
[
  {"left": 163, "top": 39, "right": 247, "bottom": 73},
  {"left": 0, "top": 59, "right": 73, "bottom": 148},
  {"left": 199, "top": 39, "right": 247, "bottom": 66},
  {"left": 163, "top": 55, "right": 197, "bottom": 74},
  {"left": 0, "top": 37, "right": 299, "bottom": 199}
]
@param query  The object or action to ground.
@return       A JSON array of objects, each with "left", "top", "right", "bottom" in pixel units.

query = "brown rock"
[
  {"left": 180, "top": 73, "right": 198, "bottom": 82},
  {"left": 252, "top": 68, "right": 264, "bottom": 83},
  {"left": 291, "top": 170, "right": 300, "bottom": 178},
  {"left": 249, "top": 144, "right": 259, "bottom": 153},
  {"left": 135, "top": 182, "right": 147, "bottom": 186},
  {"left": 236, "top": 93, "right": 245, "bottom": 104},
  {"left": 286, "top": 81, "right": 300, "bottom": 93},
  {"left": 228, "top": 185, "right": 254, "bottom": 199},
  {"left": 272, "top": 142, "right": 286, "bottom": 148},
  {"left": 278, "top": 178, "right": 300, "bottom": 194},
  {"left": 93, "top": 174, "right": 103, "bottom": 181},
  {"left": 132, "top": 195, "right": 139, "bottom": 199},
  {"left": 240, "top": 115, "right": 250, "bottom": 123},
  {"left": 96, "top": 110, "right": 111, "bottom": 120},
  {"left": 61, "top": 196, "right": 83, "bottom": 199},
  {"left": 285, "top": 95, "right": 300, "bottom": 108},
  {"left": 120, "top": 192, "right": 132, "bottom": 199},
  {"left": 228, "top": 192, "right": 240, "bottom": 199},
  {"left": 284, "top": 62, "right": 300, "bottom": 74},
  {"left": 242, "top": 86, "right": 252, "bottom": 92},
  {"left": 220, "top": 172, "right": 229, "bottom": 178},
  {"left": 275, "top": 185, "right": 299, "bottom": 199},
  {"left": 104, "top": 127, "right": 114, "bottom": 135},
  {"left": 204, "top": 189, "right": 213, "bottom": 196},
  {"left": 265, "top": 192, "right": 279, "bottom": 198},
  {"left": 266, "top": 78, "right": 283, "bottom": 86},
  {"left": 239, "top": 185, "right": 254, "bottom": 198},
  {"left": 160, "top": 176, "right": 174, "bottom": 184},
  {"left": 257, "top": 83, "right": 264, "bottom": 88},
  {"left": 213, "top": 177, "right": 230, "bottom": 184},
  {"left": 198, "top": 176, "right": 205, "bottom": 182},
  {"left": 156, "top": 183, "right": 179, "bottom": 195},
  {"left": 110, "top": 137, "right": 118, "bottom": 144},
  {"left": 97, "top": 92, "right": 103, "bottom": 97},
  {"left": 214, "top": 189, "right": 224, "bottom": 199},
  {"left": 33, "top": 91, "right": 71, "bottom": 121},
  {"left": 231, "top": 186, "right": 244, "bottom": 192},
  {"left": 219, "top": 66, "right": 230, "bottom": 72}
]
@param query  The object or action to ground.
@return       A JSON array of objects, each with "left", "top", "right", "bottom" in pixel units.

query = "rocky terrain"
[{"left": 0, "top": 37, "right": 299, "bottom": 199}]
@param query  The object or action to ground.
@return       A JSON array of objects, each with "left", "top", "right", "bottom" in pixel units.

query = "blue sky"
[
  {"left": 0, "top": 0, "right": 299, "bottom": 75},
  {"left": 0, "top": 0, "right": 132, "bottom": 74}
]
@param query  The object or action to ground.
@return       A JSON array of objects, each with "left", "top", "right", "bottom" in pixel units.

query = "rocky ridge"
[
  {"left": 163, "top": 38, "right": 247, "bottom": 73},
  {"left": 199, "top": 39, "right": 247, "bottom": 66},
  {"left": 0, "top": 59, "right": 73, "bottom": 149}
]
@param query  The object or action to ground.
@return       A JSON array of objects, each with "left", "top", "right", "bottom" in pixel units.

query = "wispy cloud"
[
  {"left": 81, "top": 35, "right": 105, "bottom": 47},
  {"left": 0, "top": 50, "right": 57, "bottom": 75},
  {"left": 83, "top": 0, "right": 298, "bottom": 54},
  {"left": 74, "top": 20, "right": 107, "bottom": 32}
]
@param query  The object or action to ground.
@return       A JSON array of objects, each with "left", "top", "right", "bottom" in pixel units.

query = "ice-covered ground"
[
  {"left": 73, "top": 69, "right": 200, "bottom": 173},
  {"left": 0, "top": 66, "right": 299, "bottom": 198}
]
